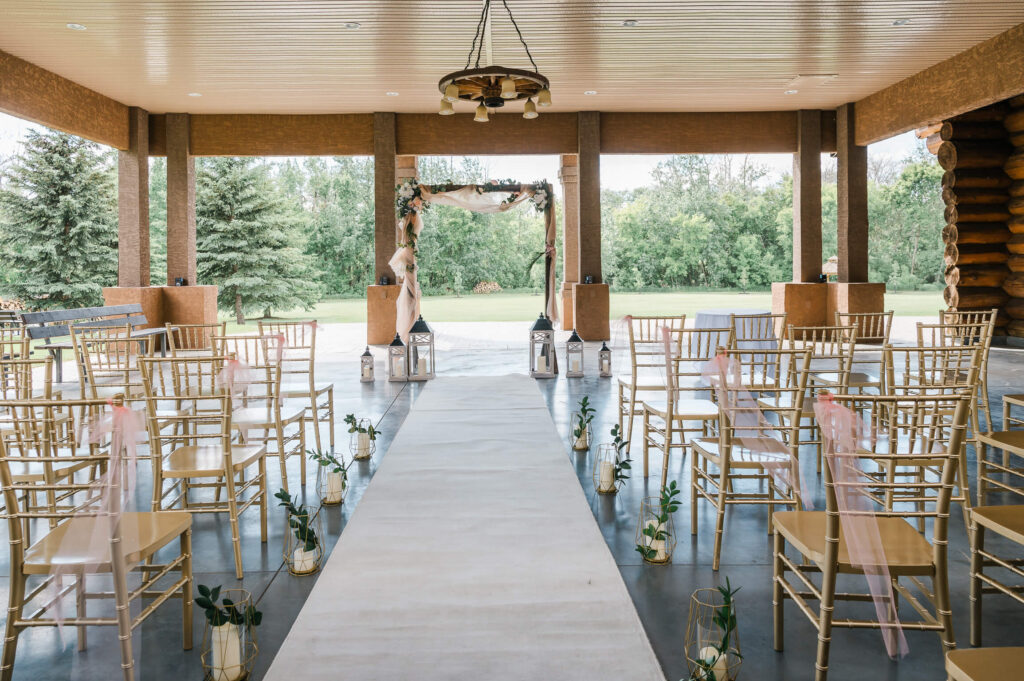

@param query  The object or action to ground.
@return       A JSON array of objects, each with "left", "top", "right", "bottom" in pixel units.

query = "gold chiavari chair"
[
  {"left": 773, "top": 393, "right": 971, "bottom": 681},
  {"left": 616, "top": 315, "right": 686, "bottom": 450},
  {"left": 778, "top": 324, "right": 857, "bottom": 474},
  {"left": 979, "top": 394, "right": 1024, "bottom": 504},
  {"left": 692, "top": 347, "right": 811, "bottom": 570},
  {"left": 946, "top": 647, "right": 1024, "bottom": 681},
  {"left": 166, "top": 321, "right": 226, "bottom": 356},
  {"left": 0, "top": 396, "right": 193, "bottom": 681},
  {"left": 71, "top": 325, "right": 145, "bottom": 402},
  {"left": 140, "top": 356, "right": 267, "bottom": 579},
  {"left": 825, "top": 310, "right": 895, "bottom": 393},
  {"left": 641, "top": 326, "right": 733, "bottom": 488},
  {"left": 731, "top": 312, "right": 786, "bottom": 345},
  {"left": 215, "top": 334, "right": 307, "bottom": 492},
  {"left": 258, "top": 321, "right": 335, "bottom": 452},
  {"left": 940, "top": 308, "right": 998, "bottom": 430}
]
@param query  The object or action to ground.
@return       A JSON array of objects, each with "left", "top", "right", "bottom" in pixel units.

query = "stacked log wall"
[
  {"left": 939, "top": 100, "right": 1014, "bottom": 336},
  {"left": 1006, "top": 95, "right": 1024, "bottom": 338}
]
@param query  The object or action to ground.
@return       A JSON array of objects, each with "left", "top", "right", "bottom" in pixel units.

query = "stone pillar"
[
  {"left": 368, "top": 113, "right": 401, "bottom": 344},
  {"left": 831, "top": 103, "right": 885, "bottom": 318},
  {"left": 117, "top": 106, "right": 150, "bottom": 287},
  {"left": 573, "top": 112, "right": 609, "bottom": 340},
  {"left": 837, "top": 103, "right": 868, "bottom": 283},
  {"left": 165, "top": 113, "right": 196, "bottom": 286},
  {"left": 559, "top": 154, "right": 579, "bottom": 330}
]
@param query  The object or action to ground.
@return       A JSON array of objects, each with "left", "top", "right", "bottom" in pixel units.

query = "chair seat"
[
  {"left": 773, "top": 510, "right": 934, "bottom": 574},
  {"left": 757, "top": 394, "right": 813, "bottom": 416},
  {"left": 642, "top": 398, "right": 718, "bottom": 419},
  {"left": 617, "top": 374, "right": 666, "bottom": 391},
  {"left": 280, "top": 381, "right": 332, "bottom": 397},
  {"left": 163, "top": 444, "right": 265, "bottom": 477},
  {"left": 22, "top": 511, "right": 191, "bottom": 575},
  {"left": 976, "top": 430, "right": 1024, "bottom": 453},
  {"left": 9, "top": 457, "right": 96, "bottom": 483},
  {"left": 693, "top": 436, "right": 791, "bottom": 467},
  {"left": 946, "top": 647, "right": 1024, "bottom": 681},
  {"left": 232, "top": 405, "right": 305, "bottom": 428},
  {"left": 812, "top": 370, "right": 879, "bottom": 387},
  {"left": 971, "top": 505, "right": 1024, "bottom": 545}
]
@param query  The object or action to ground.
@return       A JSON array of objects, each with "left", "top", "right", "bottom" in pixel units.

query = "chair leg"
[
  {"left": 690, "top": 452, "right": 699, "bottom": 536},
  {"left": 625, "top": 386, "right": 638, "bottom": 452},
  {"left": 814, "top": 562, "right": 838, "bottom": 681},
  {"left": 226, "top": 478, "right": 244, "bottom": 580},
  {"left": 276, "top": 424, "right": 289, "bottom": 493},
  {"left": 182, "top": 529, "right": 194, "bottom": 650},
  {"left": 0, "top": 571, "right": 26, "bottom": 681},
  {"left": 712, "top": 466, "right": 728, "bottom": 571},
  {"left": 660, "top": 423, "right": 670, "bottom": 491},
  {"left": 969, "top": 523, "right": 983, "bottom": 647},
  {"left": 111, "top": 555, "right": 135, "bottom": 681},
  {"left": 326, "top": 387, "right": 335, "bottom": 452},
  {"left": 310, "top": 391, "right": 323, "bottom": 452},
  {"left": 299, "top": 419, "right": 307, "bottom": 485},
  {"left": 76, "top": 571, "right": 87, "bottom": 651},
  {"left": 259, "top": 458, "right": 268, "bottom": 543},
  {"left": 641, "top": 410, "right": 650, "bottom": 479},
  {"left": 936, "top": 563, "right": 956, "bottom": 655},
  {"left": 773, "top": 529, "right": 784, "bottom": 651}
]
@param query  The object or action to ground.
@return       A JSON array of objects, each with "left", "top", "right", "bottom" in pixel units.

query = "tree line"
[{"left": 0, "top": 128, "right": 945, "bottom": 321}]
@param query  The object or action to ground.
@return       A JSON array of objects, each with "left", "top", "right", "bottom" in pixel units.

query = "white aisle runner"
[{"left": 264, "top": 375, "right": 665, "bottom": 681}]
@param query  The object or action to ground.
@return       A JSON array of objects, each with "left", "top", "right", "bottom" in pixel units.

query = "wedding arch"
[{"left": 390, "top": 179, "right": 558, "bottom": 339}]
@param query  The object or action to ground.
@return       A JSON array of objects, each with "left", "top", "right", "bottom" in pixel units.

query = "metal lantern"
[
  {"left": 200, "top": 589, "right": 258, "bottom": 681},
  {"left": 407, "top": 315, "right": 435, "bottom": 381},
  {"left": 635, "top": 496, "right": 676, "bottom": 564},
  {"left": 283, "top": 505, "right": 324, "bottom": 576},
  {"left": 360, "top": 346, "right": 374, "bottom": 383},
  {"left": 387, "top": 333, "right": 407, "bottom": 382},
  {"left": 529, "top": 313, "right": 556, "bottom": 378},
  {"left": 685, "top": 588, "right": 742, "bottom": 681},
  {"left": 350, "top": 418, "right": 376, "bottom": 461},
  {"left": 593, "top": 443, "right": 621, "bottom": 494},
  {"left": 599, "top": 341, "right": 612, "bottom": 377},
  {"left": 566, "top": 329, "right": 584, "bottom": 377}
]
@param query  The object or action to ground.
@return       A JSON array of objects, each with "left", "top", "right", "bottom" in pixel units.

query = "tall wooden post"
[
  {"left": 165, "top": 113, "right": 196, "bottom": 286},
  {"left": 368, "top": 112, "right": 400, "bottom": 344},
  {"left": 117, "top": 106, "right": 150, "bottom": 287},
  {"left": 573, "top": 112, "right": 609, "bottom": 340},
  {"left": 559, "top": 154, "right": 579, "bottom": 330},
  {"left": 793, "top": 109, "right": 822, "bottom": 282}
]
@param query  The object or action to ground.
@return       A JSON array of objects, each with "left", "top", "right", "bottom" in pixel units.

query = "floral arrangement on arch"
[{"left": 395, "top": 178, "right": 551, "bottom": 219}]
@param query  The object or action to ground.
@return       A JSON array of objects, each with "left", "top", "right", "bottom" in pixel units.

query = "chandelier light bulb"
[
  {"left": 536, "top": 88, "right": 552, "bottom": 107},
  {"left": 439, "top": 98, "right": 455, "bottom": 115},
  {"left": 523, "top": 99, "right": 538, "bottom": 119},
  {"left": 474, "top": 103, "right": 489, "bottom": 123},
  {"left": 444, "top": 83, "right": 460, "bottom": 102},
  {"left": 500, "top": 77, "right": 517, "bottom": 99}
]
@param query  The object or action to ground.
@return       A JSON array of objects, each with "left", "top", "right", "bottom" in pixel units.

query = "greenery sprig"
[
  {"left": 573, "top": 396, "right": 596, "bottom": 440},
  {"left": 195, "top": 584, "right": 262, "bottom": 629},
  {"left": 610, "top": 423, "right": 632, "bottom": 484},
  {"left": 275, "top": 489, "right": 319, "bottom": 552},
  {"left": 344, "top": 414, "right": 378, "bottom": 440},
  {"left": 635, "top": 481, "right": 681, "bottom": 561},
  {"left": 307, "top": 448, "right": 351, "bottom": 478},
  {"left": 688, "top": 577, "right": 743, "bottom": 681}
]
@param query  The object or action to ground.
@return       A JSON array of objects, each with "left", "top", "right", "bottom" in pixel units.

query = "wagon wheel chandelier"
[{"left": 438, "top": 0, "right": 551, "bottom": 122}]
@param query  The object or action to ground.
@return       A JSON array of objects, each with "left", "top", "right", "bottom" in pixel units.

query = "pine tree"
[
  {"left": 196, "top": 157, "right": 321, "bottom": 324},
  {"left": 0, "top": 129, "right": 117, "bottom": 309}
]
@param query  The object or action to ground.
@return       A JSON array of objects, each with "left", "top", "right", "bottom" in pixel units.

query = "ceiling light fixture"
[
  {"left": 438, "top": 0, "right": 550, "bottom": 122},
  {"left": 892, "top": 18, "right": 910, "bottom": 26},
  {"left": 187, "top": 92, "right": 202, "bottom": 97},
  {"left": 584, "top": 90, "right": 597, "bottom": 95},
  {"left": 66, "top": 23, "right": 87, "bottom": 31},
  {"left": 621, "top": 19, "right": 638, "bottom": 27},
  {"left": 344, "top": 22, "right": 361, "bottom": 29},
  {"left": 784, "top": 89, "right": 798, "bottom": 95},
  {"left": 385, "top": 91, "right": 399, "bottom": 96}
]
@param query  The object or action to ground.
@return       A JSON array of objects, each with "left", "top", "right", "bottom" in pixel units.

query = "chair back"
[
  {"left": 0, "top": 327, "right": 28, "bottom": 361},
  {"left": 72, "top": 325, "right": 141, "bottom": 400},
  {"left": 834, "top": 310, "right": 894, "bottom": 345},
  {"left": 166, "top": 322, "right": 226, "bottom": 355},
  {"left": 940, "top": 307, "right": 998, "bottom": 328},
  {"left": 212, "top": 334, "right": 284, "bottom": 408},
  {"left": 664, "top": 327, "right": 734, "bottom": 407},
  {"left": 883, "top": 344, "right": 981, "bottom": 396},
  {"left": 731, "top": 313, "right": 786, "bottom": 346},
  {"left": 626, "top": 316, "right": 686, "bottom": 380},
  {"left": 0, "top": 357, "right": 53, "bottom": 403},
  {"left": 917, "top": 320, "right": 994, "bottom": 349},
  {"left": 257, "top": 320, "right": 318, "bottom": 390},
  {"left": 785, "top": 324, "right": 857, "bottom": 392}
]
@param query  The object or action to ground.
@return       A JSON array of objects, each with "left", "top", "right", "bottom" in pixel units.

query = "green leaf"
[
  {"left": 197, "top": 584, "right": 211, "bottom": 598},
  {"left": 195, "top": 596, "right": 214, "bottom": 610}
]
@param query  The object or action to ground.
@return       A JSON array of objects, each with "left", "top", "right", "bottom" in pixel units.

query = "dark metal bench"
[{"left": 21, "top": 304, "right": 167, "bottom": 382}]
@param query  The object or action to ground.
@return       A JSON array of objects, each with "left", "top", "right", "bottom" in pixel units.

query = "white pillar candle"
[
  {"left": 599, "top": 460, "right": 615, "bottom": 492},
  {"left": 645, "top": 519, "right": 667, "bottom": 561},
  {"left": 417, "top": 357, "right": 428, "bottom": 376},
  {"left": 570, "top": 357, "right": 581, "bottom": 373},
  {"left": 601, "top": 358, "right": 610, "bottom": 373},
  {"left": 697, "top": 646, "right": 729, "bottom": 680},
  {"left": 292, "top": 546, "right": 318, "bottom": 574},
  {"left": 211, "top": 623, "right": 244, "bottom": 681},
  {"left": 536, "top": 355, "right": 547, "bottom": 373},
  {"left": 357, "top": 431, "right": 371, "bottom": 458},
  {"left": 325, "top": 471, "right": 344, "bottom": 503},
  {"left": 392, "top": 356, "right": 404, "bottom": 376},
  {"left": 362, "top": 365, "right": 371, "bottom": 379},
  {"left": 574, "top": 424, "right": 589, "bottom": 449}
]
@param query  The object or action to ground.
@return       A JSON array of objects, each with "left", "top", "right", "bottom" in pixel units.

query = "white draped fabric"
[{"left": 389, "top": 184, "right": 558, "bottom": 340}]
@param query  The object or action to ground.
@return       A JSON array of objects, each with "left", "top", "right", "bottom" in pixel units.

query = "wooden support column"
[
  {"left": 117, "top": 106, "right": 150, "bottom": 287},
  {"left": 793, "top": 110, "right": 822, "bottom": 282},
  {"left": 368, "top": 112, "right": 401, "bottom": 344},
  {"left": 559, "top": 154, "right": 579, "bottom": 330},
  {"left": 573, "top": 112, "right": 609, "bottom": 340},
  {"left": 831, "top": 103, "right": 885, "bottom": 318},
  {"left": 165, "top": 113, "right": 196, "bottom": 286}
]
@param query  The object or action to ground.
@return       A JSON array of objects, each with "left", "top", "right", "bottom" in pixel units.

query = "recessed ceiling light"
[
  {"left": 621, "top": 19, "right": 638, "bottom": 27},
  {"left": 385, "top": 91, "right": 399, "bottom": 96},
  {"left": 784, "top": 89, "right": 798, "bottom": 95},
  {"left": 66, "top": 22, "right": 87, "bottom": 31},
  {"left": 344, "top": 22, "right": 361, "bottom": 30},
  {"left": 892, "top": 18, "right": 910, "bottom": 26},
  {"left": 584, "top": 90, "right": 597, "bottom": 95},
  {"left": 187, "top": 92, "right": 202, "bottom": 97}
]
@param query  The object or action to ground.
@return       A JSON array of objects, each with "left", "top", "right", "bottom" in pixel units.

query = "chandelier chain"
[
  {"left": 466, "top": 0, "right": 491, "bottom": 69},
  {"left": 501, "top": 0, "right": 539, "bottom": 72}
]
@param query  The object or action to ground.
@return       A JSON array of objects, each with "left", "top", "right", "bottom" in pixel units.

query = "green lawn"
[{"left": 228, "top": 289, "right": 944, "bottom": 328}]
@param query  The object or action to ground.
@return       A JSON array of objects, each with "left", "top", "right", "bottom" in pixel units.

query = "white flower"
[{"left": 399, "top": 185, "right": 414, "bottom": 199}]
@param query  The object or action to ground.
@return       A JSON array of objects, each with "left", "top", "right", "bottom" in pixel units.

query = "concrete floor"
[{"left": 2, "top": 327, "right": 1023, "bottom": 681}]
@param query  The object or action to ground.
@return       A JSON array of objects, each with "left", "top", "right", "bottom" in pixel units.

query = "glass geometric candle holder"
[
  {"left": 200, "top": 589, "right": 259, "bottom": 681},
  {"left": 592, "top": 443, "right": 622, "bottom": 494},
  {"left": 635, "top": 496, "right": 675, "bottom": 564},
  {"left": 316, "top": 463, "right": 348, "bottom": 506},
  {"left": 569, "top": 413, "right": 592, "bottom": 451},
  {"left": 284, "top": 505, "right": 324, "bottom": 576},
  {"left": 350, "top": 418, "right": 376, "bottom": 460},
  {"left": 685, "top": 587, "right": 742, "bottom": 681}
]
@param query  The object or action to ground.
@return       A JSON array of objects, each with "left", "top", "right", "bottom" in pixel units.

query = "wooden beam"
[
  {"left": 117, "top": 107, "right": 150, "bottom": 287},
  {"left": 0, "top": 49, "right": 129, "bottom": 149},
  {"left": 165, "top": 113, "right": 197, "bottom": 286},
  {"left": 793, "top": 110, "right": 823, "bottom": 282},
  {"left": 855, "top": 23, "right": 1024, "bottom": 145},
  {"left": 578, "top": 112, "right": 602, "bottom": 283},
  {"left": 374, "top": 112, "right": 397, "bottom": 283},
  {"left": 837, "top": 104, "right": 869, "bottom": 283},
  {"left": 600, "top": 111, "right": 837, "bottom": 153},
  {"left": 190, "top": 114, "right": 373, "bottom": 156},
  {"left": 396, "top": 113, "right": 577, "bottom": 155}
]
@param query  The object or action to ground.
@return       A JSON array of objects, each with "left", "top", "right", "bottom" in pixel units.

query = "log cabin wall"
[{"left": 936, "top": 96, "right": 1024, "bottom": 341}]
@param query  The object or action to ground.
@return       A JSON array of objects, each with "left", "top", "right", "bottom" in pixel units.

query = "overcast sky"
[{"left": 0, "top": 111, "right": 922, "bottom": 192}]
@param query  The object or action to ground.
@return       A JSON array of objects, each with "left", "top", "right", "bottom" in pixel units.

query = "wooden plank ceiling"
[{"left": 0, "top": 1, "right": 1022, "bottom": 116}]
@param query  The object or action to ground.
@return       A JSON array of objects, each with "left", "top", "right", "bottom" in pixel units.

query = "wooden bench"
[
  {"left": 0, "top": 310, "right": 22, "bottom": 328},
  {"left": 21, "top": 304, "right": 167, "bottom": 382}
]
